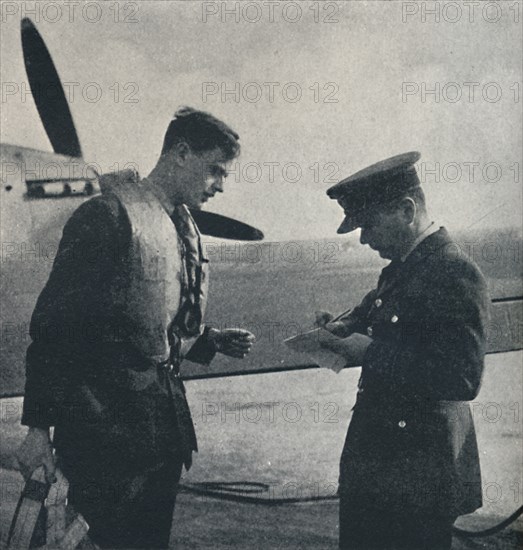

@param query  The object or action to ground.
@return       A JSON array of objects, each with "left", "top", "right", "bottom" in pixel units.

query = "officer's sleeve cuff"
[{"left": 21, "top": 403, "right": 55, "bottom": 429}]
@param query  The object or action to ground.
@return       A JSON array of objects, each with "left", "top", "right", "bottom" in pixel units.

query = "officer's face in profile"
[
  {"left": 358, "top": 205, "right": 410, "bottom": 260},
  {"left": 174, "top": 146, "right": 230, "bottom": 209}
]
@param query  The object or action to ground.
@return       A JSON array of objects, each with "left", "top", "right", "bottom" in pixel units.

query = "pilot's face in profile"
[
  {"left": 182, "top": 147, "right": 229, "bottom": 209},
  {"left": 357, "top": 206, "right": 406, "bottom": 260}
]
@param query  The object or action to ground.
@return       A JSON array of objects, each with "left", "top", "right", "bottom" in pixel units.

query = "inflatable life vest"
[{"left": 99, "top": 170, "right": 209, "bottom": 364}]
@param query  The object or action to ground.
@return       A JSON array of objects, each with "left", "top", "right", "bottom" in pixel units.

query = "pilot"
[
  {"left": 316, "top": 152, "right": 490, "bottom": 549},
  {"left": 16, "top": 107, "right": 255, "bottom": 548}
]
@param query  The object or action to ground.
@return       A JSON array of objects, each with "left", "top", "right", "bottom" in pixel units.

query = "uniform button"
[
  {"left": 398, "top": 420, "right": 406, "bottom": 428},
  {"left": 374, "top": 298, "right": 382, "bottom": 308},
  {"left": 391, "top": 315, "right": 399, "bottom": 323},
  {"left": 367, "top": 326, "right": 373, "bottom": 336}
]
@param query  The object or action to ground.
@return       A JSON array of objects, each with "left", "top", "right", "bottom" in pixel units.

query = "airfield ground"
[{"left": 1, "top": 352, "right": 521, "bottom": 548}]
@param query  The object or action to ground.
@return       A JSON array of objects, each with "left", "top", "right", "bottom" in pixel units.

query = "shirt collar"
[
  {"left": 401, "top": 222, "right": 439, "bottom": 262},
  {"left": 145, "top": 178, "right": 176, "bottom": 217}
]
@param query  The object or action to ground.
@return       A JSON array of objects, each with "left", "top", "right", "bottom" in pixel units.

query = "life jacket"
[{"left": 99, "top": 170, "right": 209, "bottom": 364}]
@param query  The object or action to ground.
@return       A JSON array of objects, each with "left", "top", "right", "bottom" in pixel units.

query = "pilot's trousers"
[
  {"left": 55, "top": 387, "right": 186, "bottom": 549},
  {"left": 61, "top": 456, "right": 183, "bottom": 548}
]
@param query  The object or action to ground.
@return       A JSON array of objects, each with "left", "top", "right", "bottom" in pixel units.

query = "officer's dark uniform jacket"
[
  {"left": 338, "top": 227, "right": 490, "bottom": 516},
  {"left": 22, "top": 172, "right": 215, "bottom": 472}
]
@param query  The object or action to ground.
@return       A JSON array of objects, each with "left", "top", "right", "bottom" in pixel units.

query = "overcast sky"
[{"left": 1, "top": 0, "right": 521, "bottom": 240}]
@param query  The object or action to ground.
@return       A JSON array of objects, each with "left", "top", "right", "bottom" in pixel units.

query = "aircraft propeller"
[{"left": 21, "top": 18, "right": 82, "bottom": 159}]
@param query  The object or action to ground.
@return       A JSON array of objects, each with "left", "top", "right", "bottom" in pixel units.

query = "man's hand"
[
  {"left": 16, "top": 427, "right": 57, "bottom": 483},
  {"left": 320, "top": 332, "right": 373, "bottom": 366},
  {"left": 314, "top": 310, "right": 334, "bottom": 327},
  {"left": 315, "top": 310, "right": 353, "bottom": 337},
  {"left": 208, "top": 328, "right": 255, "bottom": 358}
]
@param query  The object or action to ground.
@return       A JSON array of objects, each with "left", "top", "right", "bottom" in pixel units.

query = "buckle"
[{"left": 158, "top": 361, "right": 180, "bottom": 377}]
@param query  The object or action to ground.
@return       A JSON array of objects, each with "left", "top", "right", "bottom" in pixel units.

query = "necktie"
[
  {"left": 159, "top": 206, "right": 202, "bottom": 469},
  {"left": 170, "top": 206, "right": 203, "bottom": 340}
]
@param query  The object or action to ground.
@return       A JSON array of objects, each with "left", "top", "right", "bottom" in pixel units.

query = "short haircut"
[
  {"left": 404, "top": 185, "right": 426, "bottom": 212},
  {"left": 380, "top": 185, "right": 427, "bottom": 215},
  {"left": 161, "top": 107, "right": 240, "bottom": 160}
]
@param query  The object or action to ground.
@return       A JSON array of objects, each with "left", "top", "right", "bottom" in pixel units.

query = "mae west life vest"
[{"left": 99, "top": 170, "right": 209, "bottom": 365}]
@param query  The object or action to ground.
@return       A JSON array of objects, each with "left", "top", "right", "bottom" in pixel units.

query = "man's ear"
[
  {"left": 171, "top": 141, "right": 191, "bottom": 166},
  {"left": 400, "top": 197, "right": 416, "bottom": 225}
]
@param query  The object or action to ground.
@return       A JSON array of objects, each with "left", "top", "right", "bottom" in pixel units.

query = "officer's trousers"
[{"left": 339, "top": 503, "right": 456, "bottom": 550}]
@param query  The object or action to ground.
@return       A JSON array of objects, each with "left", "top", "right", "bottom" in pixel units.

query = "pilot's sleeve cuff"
[{"left": 184, "top": 326, "right": 217, "bottom": 365}]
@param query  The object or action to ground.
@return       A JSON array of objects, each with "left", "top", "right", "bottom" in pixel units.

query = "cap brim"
[{"left": 337, "top": 215, "right": 358, "bottom": 234}]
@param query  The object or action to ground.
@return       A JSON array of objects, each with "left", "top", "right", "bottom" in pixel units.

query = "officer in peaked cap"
[
  {"left": 327, "top": 151, "right": 421, "bottom": 235},
  {"left": 316, "top": 152, "right": 490, "bottom": 549}
]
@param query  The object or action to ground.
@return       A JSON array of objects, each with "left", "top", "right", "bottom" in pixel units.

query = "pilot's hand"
[
  {"left": 16, "top": 427, "right": 57, "bottom": 483},
  {"left": 208, "top": 328, "right": 255, "bottom": 358},
  {"left": 314, "top": 310, "right": 334, "bottom": 328}
]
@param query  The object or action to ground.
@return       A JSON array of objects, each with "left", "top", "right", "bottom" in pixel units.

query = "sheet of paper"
[{"left": 284, "top": 328, "right": 347, "bottom": 373}]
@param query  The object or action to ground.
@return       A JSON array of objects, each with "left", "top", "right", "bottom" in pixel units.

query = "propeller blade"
[
  {"left": 189, "top": 209, "right": 264, "bottom": 241},
  {"left": 21, "top": 18, "right": 82, "bottom": 158}
]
